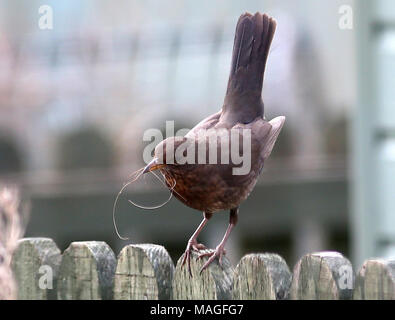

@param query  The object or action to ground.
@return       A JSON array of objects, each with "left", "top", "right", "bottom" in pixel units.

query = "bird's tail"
[{"left": 223, "top": 12, "right": 276, "bottom": 120}]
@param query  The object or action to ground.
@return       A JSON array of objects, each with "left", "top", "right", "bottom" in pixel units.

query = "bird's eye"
[{"left": 242, "top": 119, "right": 253, "bottom": 124}]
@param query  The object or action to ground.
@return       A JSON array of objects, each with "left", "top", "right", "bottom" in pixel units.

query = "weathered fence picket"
[
  {"left": 12, "top": 238, "right": 62, "bottom": 300},
  {"left": 113, "top": 244, "right": 174, "bottom": 300},
  {"left": 353, "top": 259, "right": 395, "bottom": 299},
  {"left": 232, "top": 253, "right": 292, "bottom": 300},
  {"left": 11, "top": 237, "right": 395, "bottom": 300},
  {"left": 290, "top": 251, "right": 354, "bottom": 300},
  {"left": 57, "top": 241, "right": 116, "bottom": 300},
  {"left": 172, "top": 250, "right": 234, "bottom": 300}
]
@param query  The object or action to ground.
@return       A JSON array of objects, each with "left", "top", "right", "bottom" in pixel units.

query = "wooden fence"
[{"left": 11, "top": 238, "right": 395, "bottom": 300}]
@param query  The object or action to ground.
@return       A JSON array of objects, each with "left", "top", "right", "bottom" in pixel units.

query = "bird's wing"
[
  {"left": 237, "top": 116, "right": 285, "bottom": 161},
  {"left": 262, "top": 116, "right": 286, "bottom": 159},
  {"left": 185, "top": 110, "right": 221, "bottom": 138},
  {"left": 184, "top": 116, "right": 284, "bottom": 168}
]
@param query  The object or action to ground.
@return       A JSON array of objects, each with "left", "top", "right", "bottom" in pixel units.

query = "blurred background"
[{"left": 0, "top": 0, "right": 393, "bottom": 269}]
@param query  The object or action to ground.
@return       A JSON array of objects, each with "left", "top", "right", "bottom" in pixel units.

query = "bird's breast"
[{"left": 160, "top": 163, "right": 260, "bottom": 213}]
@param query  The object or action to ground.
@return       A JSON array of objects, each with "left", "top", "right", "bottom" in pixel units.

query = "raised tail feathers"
[
  {"left": 222, "top": 12, "right": 277, "bottom": 124},
  {"left": 228, "top": 12, "right": 276, "bottom": 93}
]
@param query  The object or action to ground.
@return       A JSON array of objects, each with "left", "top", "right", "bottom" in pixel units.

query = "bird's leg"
[
  {"left": 181, "top": 211, "right": 212, "bottom": 276},
  {"left": 198, "top": 207, "right": 238, "bottom": 274}
]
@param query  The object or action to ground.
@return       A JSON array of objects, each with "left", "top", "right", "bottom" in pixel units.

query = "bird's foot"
[
  {"left": 197, "top": 245, "right": 226, "bottom": 274},
  {"left": 181, "top": 240, "right": 207, "bottom": 276}
]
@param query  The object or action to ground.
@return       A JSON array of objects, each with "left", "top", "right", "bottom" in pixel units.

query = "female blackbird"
[{"left": 143, "top": 12, "right": 285, "bottom": 274}]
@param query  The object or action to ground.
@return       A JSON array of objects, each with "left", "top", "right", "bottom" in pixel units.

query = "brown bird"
[{"left": 143, "top": 12, "right": 285, "bottom": 274}]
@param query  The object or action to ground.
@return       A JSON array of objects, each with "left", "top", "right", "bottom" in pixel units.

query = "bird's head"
[{"left": 143, "top": 137, "right": 188, "bottom": 174}]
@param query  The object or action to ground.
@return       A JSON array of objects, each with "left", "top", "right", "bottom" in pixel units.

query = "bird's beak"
[{"left": 143, "top": 158, "right": 165, "bottom": 174}]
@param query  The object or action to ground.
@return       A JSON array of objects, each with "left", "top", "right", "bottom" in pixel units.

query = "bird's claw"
[
  {"left": 191, "top": 242, "right": 207, "bottom": 251},
  {"left": 181, "top": 240, "right": 207, "bottom": 277},
  {"left": 181, "top": 249, "right": 192, "bottom": 276},
  {"left": 198, "top": 246, "right": 226, "bottom": 274}
]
